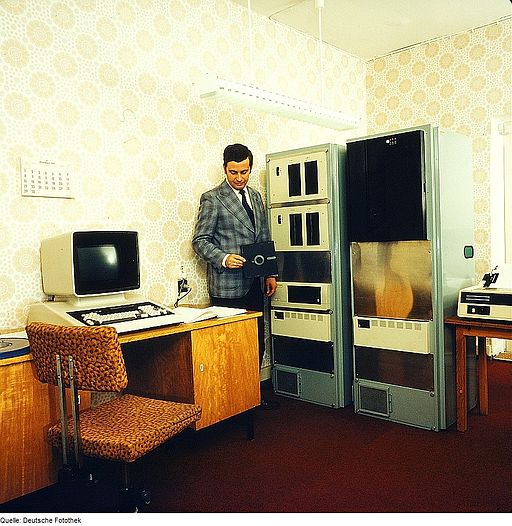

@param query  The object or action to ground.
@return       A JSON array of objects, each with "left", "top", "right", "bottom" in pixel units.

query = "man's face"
[{"left": 224, "top": 157, "right": 251, "bottom": 191}]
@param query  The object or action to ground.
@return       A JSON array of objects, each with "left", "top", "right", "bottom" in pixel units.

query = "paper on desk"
[
  {"left": 172, "top": 306, "right": 246, "bottom": 323},
  {"left": 0, "top": 329, "right": 27, "bottom": 339}
]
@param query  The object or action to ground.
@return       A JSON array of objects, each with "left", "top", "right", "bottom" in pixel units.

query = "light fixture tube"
[{"left": 198, "top": 76, "right": 359, "bottom": 131}]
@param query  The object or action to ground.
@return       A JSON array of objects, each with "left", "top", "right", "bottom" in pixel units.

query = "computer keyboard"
[
  {"left": 67, "top": 301, "right": 181, "bottom": 334},
  {"left": 108, "top": 314, "right": 180, "bottom": 333}
]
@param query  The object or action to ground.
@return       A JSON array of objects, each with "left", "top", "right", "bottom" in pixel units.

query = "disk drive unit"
[
  {"left": 267, "top": 144, "right": 353, "bottom": 408},
  {"left": 347, "top": 125, "right": 476, "bottom": 430},
  {"left": 270, "top": 204, "right": 330, "bottom": 251},
  {"left": 457, "top": 285, "right": 512, "bottom": 321}
]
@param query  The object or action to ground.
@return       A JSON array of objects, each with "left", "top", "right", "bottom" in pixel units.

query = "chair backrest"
[{"left": 26, "top": 322, "right": 128, "bottom": 392}]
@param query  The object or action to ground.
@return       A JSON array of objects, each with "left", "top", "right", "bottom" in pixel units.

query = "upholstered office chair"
[{"left": 26, "top": 321, "right": 202, "bottom": 511}]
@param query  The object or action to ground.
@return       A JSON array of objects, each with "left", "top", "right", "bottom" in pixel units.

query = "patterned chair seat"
[{"left": 48, "top": 394, "right": 201, "bottom": 463}]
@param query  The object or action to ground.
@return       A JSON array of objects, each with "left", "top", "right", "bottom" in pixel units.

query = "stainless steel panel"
[
  {"left": 351, "top": 241, "right": 432, "bottom": 320},
  {"left": 272, "top": 366, "right": 339, "bottom": 407}
]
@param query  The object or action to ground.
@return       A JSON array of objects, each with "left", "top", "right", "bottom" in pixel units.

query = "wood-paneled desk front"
[
  {"left": 445, "top": 315, "right": 512, "bottom": 432},
  {"left": 0, "top": 312, "right": 261, "bottom": 504},
  {"left": 118, "top": 311, "right": 261, "bottom": 429}
]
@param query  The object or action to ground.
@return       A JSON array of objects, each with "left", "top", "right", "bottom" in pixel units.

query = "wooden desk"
[
  {"left": 0, "top": 312, "right": 261, "bottom": 504},
  {"left": 445, "top": 316, "right": 512, "bottom": 432},
  {"left": 118, "top": 312, "right": 261, "bottom": 430}
]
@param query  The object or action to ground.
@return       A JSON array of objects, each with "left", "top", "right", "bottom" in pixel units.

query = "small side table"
[{"left": 445, "top": 315, "right": 512, "bottom": 431}]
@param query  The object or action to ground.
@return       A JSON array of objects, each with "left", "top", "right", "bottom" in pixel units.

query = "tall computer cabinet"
[
  {"left": 347, "top": 124, "right": 476, "bottom": 430},
  {"left": 266, "top": 144, "right": 352, "bottom": 408}
]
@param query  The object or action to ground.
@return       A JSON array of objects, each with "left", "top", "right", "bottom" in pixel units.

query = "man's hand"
[
  {"left": 264, "top": 276, "right": 277, "bottom": 297},
  {"left": 225, "top": 253, "right": 246, "bottom": 269}
]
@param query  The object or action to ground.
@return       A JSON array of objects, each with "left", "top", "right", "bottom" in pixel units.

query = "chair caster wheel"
[
  {"left": 141, "top": 489, "right": 151, "bottom": 505},
  {"left": 118, "top": 487, "right": 151, "bottom": 512}
]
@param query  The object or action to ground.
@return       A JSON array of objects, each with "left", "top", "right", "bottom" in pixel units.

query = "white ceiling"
[{"left": 231, "top": 0, "right": 512, "bottom": 59}]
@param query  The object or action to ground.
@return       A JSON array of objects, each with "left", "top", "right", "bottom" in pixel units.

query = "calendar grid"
[{"left": 21, "top": 159, "right": 74, "bottom": 199}]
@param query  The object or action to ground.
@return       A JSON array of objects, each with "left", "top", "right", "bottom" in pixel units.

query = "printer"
[{"left": 457, "top": 265, "right": 512, "bottom": 321}]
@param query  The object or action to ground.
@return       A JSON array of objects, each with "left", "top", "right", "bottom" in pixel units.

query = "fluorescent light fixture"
[{"left": 198, "top": 76, "right": 359, "bottom": 131}]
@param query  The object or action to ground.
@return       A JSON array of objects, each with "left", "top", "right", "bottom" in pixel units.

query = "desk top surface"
[
  {"left": 445, "top": 315, "right": 512, "bottom": 330},
  {"left": 0, "top": 311, "right": 262, "bottom": 367},
  {"left": 117, "top": 310, "right": 261, "bottom": 344}
]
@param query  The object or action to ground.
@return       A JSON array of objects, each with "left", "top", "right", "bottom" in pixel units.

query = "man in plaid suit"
[{"left": 192, "top": 143, "right": 278, "bottom": 409}]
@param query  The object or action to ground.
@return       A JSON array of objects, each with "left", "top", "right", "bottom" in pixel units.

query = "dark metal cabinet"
[{"left": 347, "top": 130, "right": 427, "bottom": 242}]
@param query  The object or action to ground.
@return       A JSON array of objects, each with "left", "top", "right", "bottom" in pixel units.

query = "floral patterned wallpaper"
[{"left": 0, "top": 0, "right": 366, "bottom": 331}]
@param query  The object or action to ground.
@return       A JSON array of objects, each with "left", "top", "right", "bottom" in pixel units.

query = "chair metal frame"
[{"left": 26, "top": 321, "right": 202, "bottom": 511}]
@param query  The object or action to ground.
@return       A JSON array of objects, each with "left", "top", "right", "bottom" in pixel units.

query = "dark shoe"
[{"left": 259, "top": 399, "right": 280, "bottom": 410}]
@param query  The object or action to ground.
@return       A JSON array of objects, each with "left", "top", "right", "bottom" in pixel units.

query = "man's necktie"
[{"left": 240, "top": 189, "right": 255, "bottom": 227}]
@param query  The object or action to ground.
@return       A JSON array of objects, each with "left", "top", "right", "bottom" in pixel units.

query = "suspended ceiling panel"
[{"left": 231, "top": 0, "right": 512, "bottom": 59}]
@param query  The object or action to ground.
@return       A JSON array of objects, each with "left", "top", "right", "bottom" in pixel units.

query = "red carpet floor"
[
  {"left": 2, "top": 360, "right": 511, "bottom": 513},
  {"left": 137, "top": 359, "right": 512, "bottom": 513}
]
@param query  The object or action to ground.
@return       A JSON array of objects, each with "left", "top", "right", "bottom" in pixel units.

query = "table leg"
[
  {"left": 456, "top": 327, "right": 467, "bottom": 432},
  {"left": 477, "top": 336, "right": 489, "bottom": 415},
  {"left": 246, "top": 409, "right": 255, "bottom": 441}
]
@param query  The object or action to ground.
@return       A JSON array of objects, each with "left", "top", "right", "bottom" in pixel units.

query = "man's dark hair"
[{"left": 223, "top": 143, "right": 253, "bottom": 169}]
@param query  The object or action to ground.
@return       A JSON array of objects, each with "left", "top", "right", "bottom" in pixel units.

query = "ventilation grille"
[
  {"left": 353, "top": 317, "right": 430, "bottom": 354},
  {"left": 373, "top": 319, "right": 423, "bottom": 331},
  {"left": 280, "top": 311, "right": 324, "bottom": 322},
  {"left": 358, "top": 385, "right": 390, "bottom": 416},
  {"left": 272, "top": 309, "right": 331, "bottom": 342},
  {"left": 274, "top": 369, "right": 300, "bottom": 396}
]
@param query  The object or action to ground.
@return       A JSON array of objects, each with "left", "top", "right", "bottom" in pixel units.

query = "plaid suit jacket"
[{"left": 192, "top": 179, "right": 271, "bottom": 298}]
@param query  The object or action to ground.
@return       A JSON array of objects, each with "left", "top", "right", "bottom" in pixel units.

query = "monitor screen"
[
  {"left": 76, "top": 245, "right": 119, "bottom": 282},
  {"left": 40, "top": 230, "right": 140, "bottom": 297}
]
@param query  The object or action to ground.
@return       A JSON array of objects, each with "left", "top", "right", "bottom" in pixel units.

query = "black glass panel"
[
  {"left": 273, "top": 335, "right": 334, "bottom": 373},
  {"left": 347, "top": 130, "right": 427, "bottom": 242},
  {"left": 289, "top": 214, "right": 303, "bottom": 246},
  {"left": 276, "top": 251, "right": 331, "bottom": 283},
  {"left": 306, "top": 212, "right": 320, "bottom": 245},
  {"left": 305, "top": 160, "right": 319, "bottom": 195},
  {"left": 288, "top": 163, "right": 301, "bottom": 197},
  {"left": 287, "top": 285, "right": 321, "bottom": 305},
  {"left": 355, "top": 346, "right": 434, "bottom": 390}
]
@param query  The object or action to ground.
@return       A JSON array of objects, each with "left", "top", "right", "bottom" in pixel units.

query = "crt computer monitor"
[{"left": 40, "top": 231, "right": 140, "bottom": 298}]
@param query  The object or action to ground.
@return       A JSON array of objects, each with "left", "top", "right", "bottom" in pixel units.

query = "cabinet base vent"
[
  {"left": 358, "top": 385, "right": 390, "bottom": 416},
  {"left": 274, "top": 369, "right": 300, "bottom": 396}
]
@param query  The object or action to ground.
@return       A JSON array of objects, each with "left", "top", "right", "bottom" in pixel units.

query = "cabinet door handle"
[{"left": 199, "top": 363, "right": 204, "bottom": 372}]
